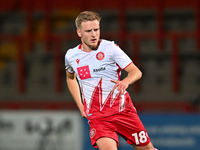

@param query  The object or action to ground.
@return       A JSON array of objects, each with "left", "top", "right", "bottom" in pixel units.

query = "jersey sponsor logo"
[
  {"left": 77, "top": 65, "right": 91, "bottom": 80},
  {"left": 90, "top": 128, "right": 96, "bottom": 138},
  {"left": 96, "top": 52, "right": 105, "bottom": 60},
  {"left": 93, "top": 67, "right": 106, "bottom": 72}
]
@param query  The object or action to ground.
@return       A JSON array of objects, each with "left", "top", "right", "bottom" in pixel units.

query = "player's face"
[{"left": 77, "top": 20, "right": 100, "bottom": 51}]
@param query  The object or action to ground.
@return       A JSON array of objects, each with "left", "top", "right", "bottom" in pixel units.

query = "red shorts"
[{"left": 88, "top": 108, "right": 151, "bottom": 148}]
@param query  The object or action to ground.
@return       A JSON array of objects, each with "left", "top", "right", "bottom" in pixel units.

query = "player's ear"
[{"left": 77, "top": 29, "right": 81, "bottom": 37}]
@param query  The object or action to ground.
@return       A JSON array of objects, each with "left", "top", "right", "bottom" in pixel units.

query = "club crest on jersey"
[
  {"left": 96, "top": 52, "right": 105, "bottom": 61},
  {"left": 90, "top": 128, "right": 96, "bottom": 138}
]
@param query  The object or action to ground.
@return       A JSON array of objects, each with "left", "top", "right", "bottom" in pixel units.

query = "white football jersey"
[{"left": 65, "top": 39, "right": 133, "bottom": 120}]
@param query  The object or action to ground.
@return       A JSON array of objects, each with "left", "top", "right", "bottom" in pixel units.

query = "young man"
[{"left": 65, "top": 11, "right": 157, "bottom": 150}]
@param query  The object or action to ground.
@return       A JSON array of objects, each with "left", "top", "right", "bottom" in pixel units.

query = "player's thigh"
[
  {"left": 96, "top": 137, "right": 118, "bottom": 150},
  {"left": 132, "top": 142, "right": 155, "bottom": 150}
]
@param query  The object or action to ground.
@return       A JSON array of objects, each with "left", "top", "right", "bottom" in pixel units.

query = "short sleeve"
[
  {"left": 112, "top": 43, "right": 132, "bottom": 69},
  {"left": 65, "top": 54, "right": 74, "bottom": 73}
]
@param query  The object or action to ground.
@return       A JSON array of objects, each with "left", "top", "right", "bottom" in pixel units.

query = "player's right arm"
[{"left": 66, "top": 70, "right": 87, "bottom": 118}]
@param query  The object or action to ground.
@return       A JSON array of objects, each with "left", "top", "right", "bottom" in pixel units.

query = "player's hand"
[
  {"left": 80, "top": 111, "right": 87, "bottom": 118},
  {"left": 78, "top": 104, "right": 87, "bottom": 118},
  {"left": 110, "top": 79, "right": 128, "bottom": 95}
]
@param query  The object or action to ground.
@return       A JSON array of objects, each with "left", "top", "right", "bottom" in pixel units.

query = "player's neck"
[
  {"left": 81, "top": 44, "right": 93, "bottom": 52},
  {"left": 81, "top": 41, "right": 101, "bottom": 52}
]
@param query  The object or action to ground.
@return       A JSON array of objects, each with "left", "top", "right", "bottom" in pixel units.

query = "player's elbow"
[{"left": 137, "top": 70, "right": 142, "bottom": 80}]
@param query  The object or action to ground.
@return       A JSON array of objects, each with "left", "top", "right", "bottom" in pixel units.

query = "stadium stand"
[{"left": 0, "top": 0, "right": 199, "bottom": 112}]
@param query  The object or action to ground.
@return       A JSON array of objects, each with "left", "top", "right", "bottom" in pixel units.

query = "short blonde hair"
[{"left": 75, "top": 11, "right": 101, "bottom": 29}]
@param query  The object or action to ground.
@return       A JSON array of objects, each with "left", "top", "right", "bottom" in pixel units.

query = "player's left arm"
[{"left": 111, "top": 63, "right": 142, "bottom": 95}]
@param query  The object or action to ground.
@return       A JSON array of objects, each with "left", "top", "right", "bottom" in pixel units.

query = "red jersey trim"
[
  {"left": 66, "top": 69, "right": 74, "bottom": 74},
  {"left": 78, "top": 44, "right": 82, "bottom": 49},
  {"left": 116, "top": 64, "right": 121, "bottom": 81},
  {"left": 122, "top": 62, "right": 133, "bottom": 70}
]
